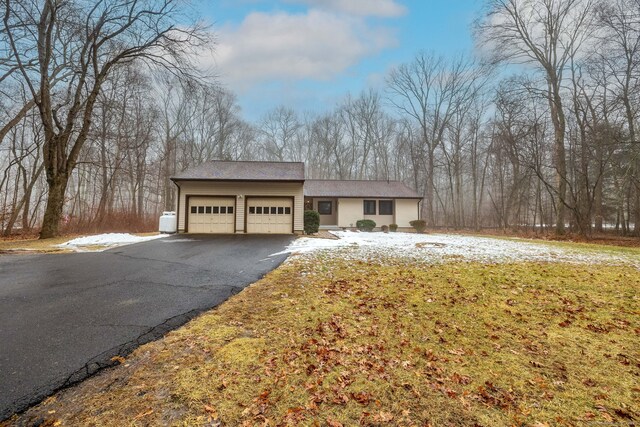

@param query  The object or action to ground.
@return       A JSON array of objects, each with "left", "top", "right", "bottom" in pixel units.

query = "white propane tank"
[{"left": 159, "top": 211, "right": 177, "bottom": 234}]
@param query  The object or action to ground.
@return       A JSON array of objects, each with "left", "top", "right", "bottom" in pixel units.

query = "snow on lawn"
[
  {"left": 57, "top": 233, "right": 166, "bottom": 252},
  {"left": 277, "top": 230, "right": 640, "bottom": 267}
]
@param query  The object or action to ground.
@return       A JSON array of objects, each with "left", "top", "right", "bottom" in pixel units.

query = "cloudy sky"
[{"left": 196, "top": 0, "right": 481, "bottom": 120}]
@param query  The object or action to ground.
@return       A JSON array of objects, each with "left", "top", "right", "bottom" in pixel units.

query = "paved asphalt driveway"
[{"left": 0, "top": 234, "right": 294, "bottom": 420}]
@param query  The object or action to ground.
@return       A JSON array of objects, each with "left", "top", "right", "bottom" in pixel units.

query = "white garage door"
[
  {"left": 247, "top": 198, "right": 293, "bottom": 234},
  {"left": 188, "top": 197, "right": 235, "bottom": 233}
]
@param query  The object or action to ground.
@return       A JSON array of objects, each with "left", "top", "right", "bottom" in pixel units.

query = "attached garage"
[
  {"left": 187, "top": 196, "right": 235, "bottom": 233},
  {"left": 171, "top": 161, "right": 305, "bottom": 235},
  {"left": 246, "top": 197, "right": 293, "bottom": 234}
]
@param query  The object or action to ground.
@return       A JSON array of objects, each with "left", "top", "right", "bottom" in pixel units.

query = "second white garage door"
[
  {"left": 246, "top": 198, "right": 293, "bottom": 234},
  {"left": 188, "top": 196, "right": 235, "bottom": 233}
]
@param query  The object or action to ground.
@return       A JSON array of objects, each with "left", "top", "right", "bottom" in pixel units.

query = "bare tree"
[
  {"left": 156, "top": 75, "right": 196, "bottom": 211},
  {"left": 476, "top": 0, "right": 595, "bottom": 234},
  {"left": 1, "top": 110, "right": 44, "bottom": 235},
  {"left": 596, "top": 0, "right": 640, "bottom": 234},
  {"left": 488, "top": 79, "right": 537, "bottom": 230},
  {"left": 259, "top": 106, "right": 301, "bottom": 162},
  {"left": 309, "top": 112, "right": 348, "bottom": 179},
  {"left": 2, "top": 0, "right": 210, "bottom": 238},
  {"left": 210, "top": 88, "right": 242, "bottom": 161},
  {"left": 387, "top": 53, "right": 486, "bottom": 227}
]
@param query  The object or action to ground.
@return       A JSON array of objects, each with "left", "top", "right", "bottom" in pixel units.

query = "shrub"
[
  {"left": 381, "top": 225, "right": 389, "bottom": 233},
  {"left": 356, "top": 219, "right": 376, "bottom": 232},
  {"left": 409, "top": 219, "right": 427, "bottom": 233},
  {"left": 304, "top": 210, "right": 320, "bottom": 234},
  {"left": 389, "top": 223, "right": 398, "bottom": 232}
]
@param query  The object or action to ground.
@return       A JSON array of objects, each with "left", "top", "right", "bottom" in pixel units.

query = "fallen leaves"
[
  {"left": 110, "top": 355, "right": 126, "bottom": 364},
  {"left": 586, "top": 323, "right": 611, "bottom": 333},
  {"left": 350, "top": 391, "right": 372, "bottom": 405},
  {"left": 474, "top": 381, "right": 517, "bottom": 410},
  {"left": 373, "top": 411, "right": 394, "bottom": 423},
  {"left": 204, "top": 404, "right": 218, "bottom": 418},
  {"left": 326, "top": 417, "right": 344, "bottom": 427},
  {"left": 447, "top": 348, "right": 466, "bottom": 356},
  {"left": 450, "top": 372, "right": 472, "bottom": 385},
  {"left": 558, "top": 319, "right": 572, "bottom": 327},
  {"left": 8, "top": 260, "right": 640, "bottom": 427},
  {"left": 133, "top": 408, "right": 153, "bottom": 420}
]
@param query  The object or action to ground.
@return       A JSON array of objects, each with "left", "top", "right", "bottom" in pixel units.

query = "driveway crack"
[
  {"left": 59, "top": 306, "right": 219, "bottom": 387},
  {"left": 1, "top": 236, "right": 292, "bottom": 421},
  {"left": 9, "top": 283, "right": 247, "bottom": 419}
]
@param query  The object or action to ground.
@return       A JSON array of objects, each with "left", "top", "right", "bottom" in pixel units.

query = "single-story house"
[
  {"left": 171, "top": 160, "right": 421, "bottom": 234},
  {"left": 304, "top": 179, "right": 421, "bottom": 230}
]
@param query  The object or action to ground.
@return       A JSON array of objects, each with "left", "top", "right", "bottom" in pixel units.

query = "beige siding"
[
  {"left": 175, "top": 181, "right": 304, "bottom": 233},
  {"left": 395, "top": 199, "right": 421, "bottom": 227},
  {"left": 337, "top": 198, "right": 420, "bottom": 228},
  {"left": 338, "top": 198, "right": 395, "bottom": 227},
  {"left": 313, "top": 198, "right": 337, "bottom": 225},
  {"left": 336, "top": 198, "right": 362, "bottom": 228}
]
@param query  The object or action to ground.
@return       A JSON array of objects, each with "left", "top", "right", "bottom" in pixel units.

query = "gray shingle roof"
[
  {"left": 171, "top": 161, "right": 305, "bottom": 181},
  {"left": 304, "top": 179, "right": 421, "bottom": 199}
]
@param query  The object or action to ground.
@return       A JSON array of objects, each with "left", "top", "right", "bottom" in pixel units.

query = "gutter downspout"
[{"left": 172, "top": 179, "right": 182, "bottom": 233}]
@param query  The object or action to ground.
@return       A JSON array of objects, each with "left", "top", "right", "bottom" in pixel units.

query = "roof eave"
[
  {"left": 171, "top": 178, "right": 305, "bottom": 183},
  {"left": 304, "top": 194, "right": 422, "bottom": 199}
]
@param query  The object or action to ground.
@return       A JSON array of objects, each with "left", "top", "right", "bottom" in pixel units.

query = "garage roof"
[
  {"left": 304, "top": 179, "right": 422, "bottom": 199},
  {"left": 171, "top": 161, "right": 305, "bottom": 182}
]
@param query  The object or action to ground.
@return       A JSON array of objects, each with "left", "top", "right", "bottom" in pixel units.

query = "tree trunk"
[
  {"left": 22, "top": 183, "right": 33, "bottom": 231},
  {"left": 4, "top": 163, "right": 43, "bottom": 236},
  {"left": 620, "top": 65, "right": 639, "bottom": 236},
  {"left": 425, "top": 148, "right": 435, "bottom": 227},
  {"left": 40, "top": 175, "right": 68, "bottom": 238},
  {"left": 578, "top": 129, "right": 591, "bottom": 237},
  {"left": 594, "top": 135, "right": 604, "bottom": 233},
  {"left": 633, "top": 187, "right": 639, "bottom": 236},
  {"left": 549, "top": 82, "right": 567, "bottom": 235}
]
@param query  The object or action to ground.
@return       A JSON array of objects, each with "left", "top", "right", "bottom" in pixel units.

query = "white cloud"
[
  {"left": 285, "top": 0, "right": 407, "bottom": 17},
  {"left": 207, "top": 10, "right": 397, "bottom": 90}
]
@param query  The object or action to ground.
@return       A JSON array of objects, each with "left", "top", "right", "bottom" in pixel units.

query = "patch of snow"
[
  {"left": 274, "top": 230, "right": 640, "bottom": 268},
  {"left": 57, "top": 233, "right": 166, "bottom": 252}
]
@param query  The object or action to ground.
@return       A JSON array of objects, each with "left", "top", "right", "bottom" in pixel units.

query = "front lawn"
[
  {"left": 0, "top": 235, "right": 77, "bottom": 254},
  {"left": 7, "top": 250, "right": 638, "bottom": 426}
]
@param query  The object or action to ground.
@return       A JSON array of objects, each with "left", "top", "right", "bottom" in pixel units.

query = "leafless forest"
[{"left": 1, "top": 0, "right": 639, "bottom": 238}]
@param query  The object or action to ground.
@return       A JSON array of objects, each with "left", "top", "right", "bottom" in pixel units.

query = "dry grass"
[
  {"left": 0, "top": 232, "right": 160, "bottom": 254},
  {"left": 4, "top": 256, "right": 639, "bottom": 426},
  {"left": 0, "top": 236, "right": 77, "bottom": 254}
]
